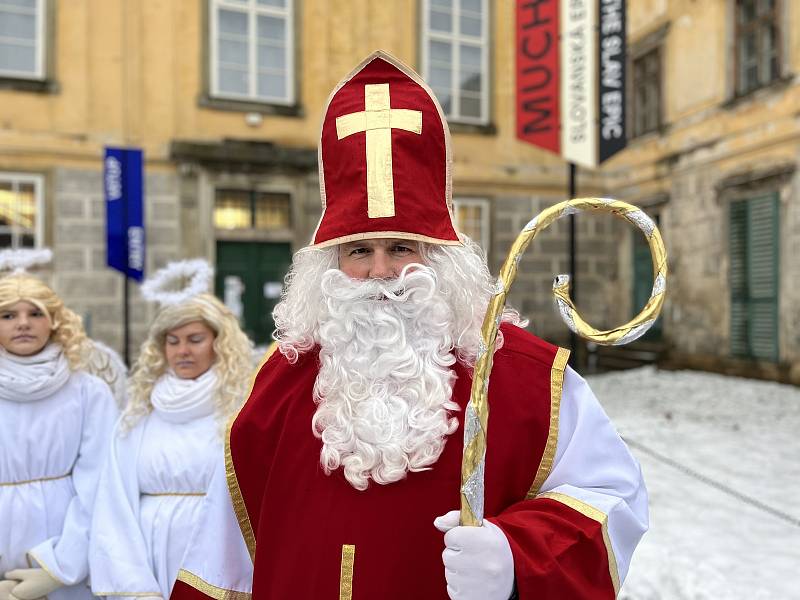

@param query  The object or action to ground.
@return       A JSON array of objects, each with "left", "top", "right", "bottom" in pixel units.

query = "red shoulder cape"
[{"left": 173, "top": 325, "right": 616, "bottom": 598}]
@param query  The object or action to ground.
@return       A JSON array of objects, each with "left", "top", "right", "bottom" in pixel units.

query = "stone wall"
[
  {"left": 51, "top": 167, "right": 181, "bottom": 361},
  {"left": 612, "top": 150, "right": 800, "bottom": 384},
  {"left": 490, "top": 195, "right": 623, "bottom": 351}
]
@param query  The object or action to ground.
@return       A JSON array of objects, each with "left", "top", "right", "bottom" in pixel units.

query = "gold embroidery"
[
  {"left": 339, "top": 545, "right": 356, "bottom": 600},
  {"left": 225, "top": 342, "right": 278, "bottom": 563},
  {"left": 176, "top": 569, "right": 251, "bottom": 600},
  {"left": 336, "top": 83, "right": 422, "bottom": 219},
  {"left": 1, "top": 471, "right": 71, "bottom": 487},
  {"left": 527, "top": 347, "right": 570, "bottom": 499},
  {"left": 536, "top": 492, "right": 621, "bottom": 595}
]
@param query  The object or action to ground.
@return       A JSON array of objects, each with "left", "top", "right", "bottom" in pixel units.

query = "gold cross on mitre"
[{"left": 335, "top": 83, "right": 423, "bottom": 218}]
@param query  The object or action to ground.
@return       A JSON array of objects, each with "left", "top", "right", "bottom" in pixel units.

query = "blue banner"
[{"left": 105, "top": 147, "right": 145, "bottom": 281}]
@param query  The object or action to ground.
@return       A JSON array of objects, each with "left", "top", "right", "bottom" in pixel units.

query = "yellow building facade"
[
  {"left": 1, "top": 0, "right": 610, "bottom": 357},
  {"left": 609, "top": 0, "right": 800, "bottom": 382},
  {"left": 1, "top": 0, "right": 797, "bottom": 381}
]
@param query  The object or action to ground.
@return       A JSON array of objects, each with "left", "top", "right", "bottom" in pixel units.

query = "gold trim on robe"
[
  {"left": 225, "top": 342, "right": 279, "bottom": 563},
  {"left": 526, "top": 347, "right": 570, "bottom": 498},
  {"left": 1, "top": 471, "right": 71, "bottom": 487},
  {"left": 176, "top": 569, "right": 251, "bottom": 600},
  {"left": 25, "top": 550, "right": 69, "bottom": 586},
  {"left": 536, "top": 491, "right": 621, "bottom": 595},
  {"left": 339, "top": 545, "right": 356, "bottom": 600}
]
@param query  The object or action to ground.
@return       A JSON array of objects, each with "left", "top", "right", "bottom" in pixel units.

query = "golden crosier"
[{"left": 459, "top": 198, "right": 668, "bottom": 527}]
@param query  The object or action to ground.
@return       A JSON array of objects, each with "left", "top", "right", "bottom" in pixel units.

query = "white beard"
[{"left": 311, "top": 266, "right": 460, "bottom": 491}]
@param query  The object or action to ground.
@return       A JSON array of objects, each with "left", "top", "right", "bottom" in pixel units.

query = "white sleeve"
[
  {"left": 88, "top": 417, "right": 163, "bottom": 597},
  {"left": 174, "top": 455, "right": 253, "bottom": 597},
  {"left": 537, "top": 366, "right": 649, "bottom": 585},
  {"left": 27, "top": 375, "right": 119, "bottom": 586}
]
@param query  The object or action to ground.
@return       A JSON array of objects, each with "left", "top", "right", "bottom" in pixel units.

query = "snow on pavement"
[{"left": 586, "top": 367, "right": 800, "bottom": 599}]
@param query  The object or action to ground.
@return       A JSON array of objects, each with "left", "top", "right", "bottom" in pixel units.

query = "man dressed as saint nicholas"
[{"left": 170, "top": 51, "right": 648, "bottom": 600}]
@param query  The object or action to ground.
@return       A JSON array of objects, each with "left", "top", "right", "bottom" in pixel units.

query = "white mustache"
[{"left": 321, "top": 264, "right": 437, "bottom": 304}]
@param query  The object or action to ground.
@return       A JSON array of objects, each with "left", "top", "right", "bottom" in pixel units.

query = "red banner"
[{"left": 516, "top": 0, "right": 560, "bottom": 154}]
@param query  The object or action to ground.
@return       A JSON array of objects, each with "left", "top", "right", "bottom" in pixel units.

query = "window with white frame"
[
  {"left": 453, "top": 197, "right": 489, "bottom": 250},
  {"left": 422, "top": 0, "right": 489, "bottom": 124},
  {"left": 0, "top": 173, "right": 43, "bottom": 249},
  {"left": 0, "top": 0, "right": 45, "bottom": 80},
  {"left": 210, "top": 0, "right": 294, "bottom": 104}
]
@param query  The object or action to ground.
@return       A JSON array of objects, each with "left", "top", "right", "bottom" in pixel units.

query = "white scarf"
[
  {"left": 0, "top": 343, "right": 71, "bottom": 403},
  {"left": 150, "top": 367, "right": 217, "bottom": 423}
]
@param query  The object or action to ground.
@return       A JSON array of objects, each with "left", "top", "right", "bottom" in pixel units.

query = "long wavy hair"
[
  {"left": 123, "top": 293, "right": 254, "bottom": 433},
  {"left": 0, "top": 273, "right": 92, "bottom": 370},
  {"left": 273, "top": 235, "right": 526, "bottom": 366}
]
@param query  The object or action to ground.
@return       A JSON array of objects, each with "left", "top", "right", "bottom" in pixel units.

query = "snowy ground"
[{"left": 586, "top": 367, "right": 800, "bottom": 599}]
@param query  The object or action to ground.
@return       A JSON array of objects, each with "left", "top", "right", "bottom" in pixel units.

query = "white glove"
[
  {"left": 0, "top": 580, "right": 17, "bottom": 600},
  {"left": 434, "top": 510, "right": 515, "bottom": 600},
  {"left": 4, "top": 568, "right": 62, "bottom": 600}
]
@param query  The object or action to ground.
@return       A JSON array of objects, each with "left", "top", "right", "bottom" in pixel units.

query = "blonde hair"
[
  {"left": 0, "top": 273, "right": 92, "bottom": 371},
  {"left": 124, "top": 293, "right": 254, "bottom": 433}
]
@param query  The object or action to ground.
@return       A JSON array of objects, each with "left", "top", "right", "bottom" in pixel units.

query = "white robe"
[
  {"left": 89, "top": 407, "right": 222, "bottom": 599},
  {"left": 0, "top": 372, "right": 118, "bottom": 600}
]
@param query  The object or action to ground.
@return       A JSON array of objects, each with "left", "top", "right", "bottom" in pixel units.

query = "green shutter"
[
  {"left": 729, "top": 201, "right": 748, "bottom": 356},
  {"left": 729, "top": 194, "right": 779, "bottom": 361}
]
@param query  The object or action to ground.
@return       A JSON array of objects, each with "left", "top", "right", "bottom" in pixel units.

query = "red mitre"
[{"left": 311, "top": 50, "right": 461, "bottom": 247}]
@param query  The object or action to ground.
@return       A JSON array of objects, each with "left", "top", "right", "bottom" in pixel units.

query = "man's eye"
[
  {"left": 349, "top": 247, "right": 368, "bottom": 256},
  {"left": 394, "top": 245, "right": 413, "bottom": 253}
]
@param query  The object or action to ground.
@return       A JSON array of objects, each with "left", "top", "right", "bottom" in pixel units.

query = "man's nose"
[{"left": 368, "top": 251, "right": 395, "bottom": 279}]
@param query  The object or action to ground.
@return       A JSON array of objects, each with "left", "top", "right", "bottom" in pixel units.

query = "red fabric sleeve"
[
  {"left": 171, "top": 579, "right": 214, "bottom": 600},
  {"left": 490, "top": 498, "right": 616, "bottom": 600}
]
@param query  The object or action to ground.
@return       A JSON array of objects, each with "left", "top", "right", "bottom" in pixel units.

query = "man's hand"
[
  {"left": 4, "top": 569, "right": 62, "bottom": 600},
  {"left": 434, "top": 510, "right": 515, "bottom": 600}
]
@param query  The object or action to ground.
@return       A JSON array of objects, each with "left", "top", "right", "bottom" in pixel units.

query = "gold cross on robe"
[{"left": 335, "top": 83, "right": 423, "bottom": 218}]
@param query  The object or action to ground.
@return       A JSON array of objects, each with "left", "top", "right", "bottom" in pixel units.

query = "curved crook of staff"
[{"left": 459, "top": 197, "right": 668, "bottom": 527}]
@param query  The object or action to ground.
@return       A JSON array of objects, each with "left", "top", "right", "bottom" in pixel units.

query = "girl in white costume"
[
  {"left": 89, "top": 260, "right": 253, "bottom": 600},
  {"left": 0, "top": 252, "right": 119, "bottom": 600}
]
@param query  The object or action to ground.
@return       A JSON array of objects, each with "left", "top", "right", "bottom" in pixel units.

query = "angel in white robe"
[
  {"left": 0, "top": 267, "right": 118, "bottom": 600},
  {"left": 89, "top": 271, "right": 253, "bottom": 600}
]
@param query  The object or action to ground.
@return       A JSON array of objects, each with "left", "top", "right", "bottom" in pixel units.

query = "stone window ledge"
[
  {"left": 198, "top": 94, "right": 304, "bottom": 118},
  {"left": 448, "top": 121, "right": 497, "bottom": 136},
  {"left": 0, "top": 77, "right": 59, "bottom": 94},
  {"left": 722, "top": 74, "right": 794, "bottom": 110}
]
